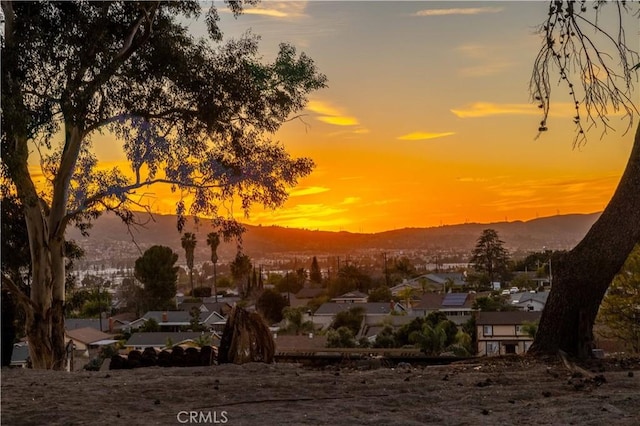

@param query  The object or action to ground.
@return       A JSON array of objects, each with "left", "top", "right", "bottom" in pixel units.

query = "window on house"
[
  {"left": 515, "top": 325, "right": 523, "bottom": 335},
  {"left": 483, "top": 325, "right": 493, "bottom": 336},
  {"left": 486, "top": 341, "right": 499, "bottom": 355}
]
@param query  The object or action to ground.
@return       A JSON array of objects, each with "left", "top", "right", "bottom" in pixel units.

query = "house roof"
[
  {"left": 509, "top": 292, "right": 550, "bottom": 304},
  {"left": 476, "top": 311, "right": 542, "bottom": 325},
  {"left": 143, "top": 310, "right": 214, "bottom": 323},
  {"left": 413, "top": 293, "right": 445, "bottom": 310},
  {"left": 443, "top": 292, "right": 481, "bottom": 309},
  {"left": 333, "top": 290, "right": 368, "bottom": 300},
  {"left": 176, "top": 295, "right": 240, "bottom": 305},
  {"left": 65, "top": 318, "right": 109, "bottom": 332},
  {"left": 295, "top": 287, "right": 325, "bottom": 299},
  {"left": 65, "top": 327, "right": 115, "bottom": 345},
  {"left": 315, "top": 302, "right": 393, "bottom": 316},
  {"left": 177, "top": 302, "right": 232, "bottom": 314},
  {"left": 125, "top": 332, "right": 218, "bottom": 348},
  {"left": 426, "top": 273, "right": 466, "bottom": 286}
]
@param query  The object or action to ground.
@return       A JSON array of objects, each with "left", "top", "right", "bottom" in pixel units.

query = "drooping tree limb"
[
  {"left": 1, "top": 273, "right": 36, "bottom": 312},
  {"left": 530, "top": 0, "right": 639, "bottom": 146}
]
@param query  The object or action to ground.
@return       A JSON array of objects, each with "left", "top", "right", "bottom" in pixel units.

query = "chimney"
[
  {"left": 162, "top": 311, "right": 168, "bottom": 323},
  {"left": 108, "top": 317, "right": 114, "bottom": 333}
]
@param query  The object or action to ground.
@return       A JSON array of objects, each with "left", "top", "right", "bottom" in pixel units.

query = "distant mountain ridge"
[{"left": 66, "top": 212, "right": 600, "bottom": 263}]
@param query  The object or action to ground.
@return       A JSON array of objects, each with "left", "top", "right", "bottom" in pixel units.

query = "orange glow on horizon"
[{"left": 24, "top": 2, "right": 636, "bottom": 235}]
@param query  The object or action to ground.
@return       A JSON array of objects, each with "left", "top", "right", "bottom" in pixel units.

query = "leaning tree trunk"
[{"left": 530, "top": 123, "right": 640, "bottom": 359}]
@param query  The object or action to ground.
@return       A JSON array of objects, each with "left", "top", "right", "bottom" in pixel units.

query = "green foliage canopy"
[
  {"left": 598, "top": 245, "right": 640, "bottom": 352},
  {"left": 134, "top": 245, "right": 179, "bottom": 311},
  {"left": 469, "top": 229, "right": 510, "bottom": 285},
  {"left": 256, "top": 288, "right": 288, "bottom": 325},
  {"left": 330, "top": 306, "right": 365, "bottom": 336}
]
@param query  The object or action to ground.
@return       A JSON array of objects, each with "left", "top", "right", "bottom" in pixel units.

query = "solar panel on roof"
[{"left": 442, "top": 293, "right": 467, "bottom": 306}]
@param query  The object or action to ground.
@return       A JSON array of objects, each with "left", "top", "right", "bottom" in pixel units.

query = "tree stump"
[{"left": 218, "top": 306, "right": 275, "bottom": 364}]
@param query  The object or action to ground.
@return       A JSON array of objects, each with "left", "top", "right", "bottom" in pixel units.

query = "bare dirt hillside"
[{"left": 2, "top": 356, "right": 639, "bottom": 425}]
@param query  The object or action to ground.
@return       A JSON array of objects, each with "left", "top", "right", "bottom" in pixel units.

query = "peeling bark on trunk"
[
  {"left": 530, "top": 123, "right": 640, "bottom": 358},
  {"left": 9, "top": 124, "right": 84, "bottom": 369}
]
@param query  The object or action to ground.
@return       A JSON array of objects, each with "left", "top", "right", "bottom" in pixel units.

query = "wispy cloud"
[
  {"left": 246, "top": 203, "right": 351, "bottom": 230},
  {"left": 341, "top": 197, "right": 361, "bottom": 205},
  {"left": 242, "top": 8, "right": 288, "bottom": 18},
  {"left": 451, "top": 102, "right": 593, "bottom": 118},
  {"left": 397, "top": 131, "right": 455, "bottom": 141},
  {"left": 289, "top": 186, "right": 330, "bottom": 197},
  {"left": 306, "top": 99, "right": 368, "bottom": 133},
  {"left": 451, "top": 102, "right": 538, "bottom": 118},
  {"left": 317, "top": 116, "right": 360, "bottom": 126},
  {"left": 413, "top": 7, "right": 503, "bottom": 17},
  {"left": 225, "top": 2, "right": 308, "bottom": 19}
]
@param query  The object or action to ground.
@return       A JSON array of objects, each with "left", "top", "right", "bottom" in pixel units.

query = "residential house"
[
  {"left": 177, "top": 301, "right": 233, "bottom": 317},
  {"left": 476, "top": 311, "right": 541, "bottom": 356},
  {"left": 331, "top": 291, "right": 368, "bottom": 304},
  {"left": 65, "top": 318, "right": 110, "bottom": 333},
  {"left": 412, "top": 292, "right": 478, "bottom": 325},
  {"left": 286, "top": 287, "right": 326, "bottom": 309},
  {"left": 439, "top": 292, "right": 477, "bottom": 325},
  {"left": 126, "top": 310, "right": 226, "bottom": 333},
  {"left": 295, "top": 287, "right": 325, "bottom": 300},
  {"left": 411, "top": 293, "right": 445, "bottom": 317},
  {"left": 124, "top": 332, "right": 219, "bottom": 351},
  {"left": 390, "top": 273, "right": 466, "bottom": 296},
  {"left": 509, "top": 291, "right": 549, "bottom": 312},
  {"left": 175, "top": 295, "right": 240, "bottom": 307},
  {"left": 64, "top": 327, "right": 118, "bottom": 361},
  {"left": 311, "top": 302, "right": 405, "bottom": 335},
  {"left": 362, "top": 315, "right": 416, "bottom": 343},
  {"left": 425, "top": 273, "right": 466, "bottom": 291}
]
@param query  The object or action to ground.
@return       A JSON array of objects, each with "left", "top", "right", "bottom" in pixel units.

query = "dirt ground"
[{"left": 2, "top": 356, "right": 640, "bottom": 425}]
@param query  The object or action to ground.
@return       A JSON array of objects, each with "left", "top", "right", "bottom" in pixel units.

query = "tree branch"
[
  {"left": 1, "top": 273, "right": 36, "bottom": 312},
  {"left": 62, "top": 177, "right": 225, "bottom": 226}
]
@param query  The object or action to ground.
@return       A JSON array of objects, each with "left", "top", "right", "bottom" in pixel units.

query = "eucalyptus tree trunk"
[
  {"left": 7, "top": 124, "right": 84, "bottom": 369},
  {"left": 530, "top": 123, "right": 640, "bottom": 358}
]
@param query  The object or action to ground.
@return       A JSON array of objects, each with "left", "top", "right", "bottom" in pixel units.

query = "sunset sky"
[{"left": 37, "top": 1, "right": 638, "bottom": 234}]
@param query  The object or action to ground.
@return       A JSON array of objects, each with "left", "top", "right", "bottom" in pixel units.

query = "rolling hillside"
[{"left": 66, "top": 211, "right": 600, "bottom": 264}]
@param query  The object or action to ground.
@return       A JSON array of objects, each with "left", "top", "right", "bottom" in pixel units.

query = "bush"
[
  {"left": 326, "top": 327, "right": 356, "bottom": 348},
  {"left": 83, "top": 357, "right": 104, "bottom": 371}
]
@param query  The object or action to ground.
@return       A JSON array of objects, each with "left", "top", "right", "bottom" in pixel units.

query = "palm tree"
[
  {"left": 206, "top": 232, "right": 221, "bottom": 302},
  {"left": 398, "top": 287, "right": 416, "bottom": 312},
  {"left": 181, "top": 232, "right": 197, "bottom": 296}
]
